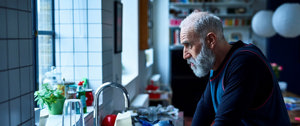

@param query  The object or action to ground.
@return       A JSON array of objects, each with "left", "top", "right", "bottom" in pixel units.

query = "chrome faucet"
[{"left": 93, "top": 82, "right": 130, "bottom": 126}]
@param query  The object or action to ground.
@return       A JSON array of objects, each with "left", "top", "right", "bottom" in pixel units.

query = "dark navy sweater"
[{"left": 192, "top": 41, "right": 290, "bottom": 126}]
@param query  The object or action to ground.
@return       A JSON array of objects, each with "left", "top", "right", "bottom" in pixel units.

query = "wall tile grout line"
[
  {"left": 87, "top": 0, "right": 89, "bottom": 81},
  {"left": 6, "top": 6, "right": 11, "bottom": 126},
  {"left": 0, "top": 65, "right": 34, "bottom": 72},
  {"left": 0, "top": 91, "right": 35, "bottom": 105},
  {"left": 0, "top": 6, "right": 31, "bottom": 12}
]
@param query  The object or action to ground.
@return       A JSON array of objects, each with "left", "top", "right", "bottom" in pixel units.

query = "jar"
[
  {"left": 66, "top": 85, "right": 77, "bottom": 99},
  {"left": 85, "top": 89, "right": 94, "bottom": 106}
]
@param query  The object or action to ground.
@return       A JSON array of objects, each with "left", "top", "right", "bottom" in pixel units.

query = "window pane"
[
  {"left": 38, "top": 0, "right": 53, "bottom": 31},
  {"left": 38, "top": 35, "right": 53, "bottom": 84}
]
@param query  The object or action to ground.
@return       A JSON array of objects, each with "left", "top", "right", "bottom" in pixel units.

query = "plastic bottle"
[{"left": 77, "top": 81, "right": 87, "bottom": 113}]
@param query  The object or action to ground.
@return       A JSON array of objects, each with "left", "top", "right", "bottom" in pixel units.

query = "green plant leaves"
[{"left": 34, "top": 83, "right": 65, "bottom": 109}]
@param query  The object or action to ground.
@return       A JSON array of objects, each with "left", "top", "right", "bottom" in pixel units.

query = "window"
[
  {"left": 121, "top": 0, "right": 138, "bottom": 85},
  {"left": 35, "top": 0, "right": 55, "bottom": 88}
]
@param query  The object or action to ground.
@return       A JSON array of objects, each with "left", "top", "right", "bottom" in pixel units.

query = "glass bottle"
[{"left": 77, "top": 81, "right": 87, "bottom": 113}]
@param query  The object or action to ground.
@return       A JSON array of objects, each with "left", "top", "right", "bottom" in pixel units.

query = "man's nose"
[{"left": 183, "top": 50, "right": 191, "bottom": 60}]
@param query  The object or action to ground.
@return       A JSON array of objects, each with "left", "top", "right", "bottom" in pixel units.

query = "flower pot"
[{"left": 48, "top": 98, "right": 65, "bottom": 115}]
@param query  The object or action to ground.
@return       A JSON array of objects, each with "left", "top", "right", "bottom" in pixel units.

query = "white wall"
[
  {"left": 0, "top": 0, "right": 34, "bottom": 125},
  {"left": 153, "top": 0, "right": 170, "bottom": 85}
]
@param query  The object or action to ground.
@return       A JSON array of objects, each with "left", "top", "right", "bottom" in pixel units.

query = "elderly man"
[{"left": 180, "top": 11, "right": 290, "bottom": 126}]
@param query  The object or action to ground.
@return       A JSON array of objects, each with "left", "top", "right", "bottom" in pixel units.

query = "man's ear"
[{"left": 206, "top": 32, "right": 216, "bottom": 49}]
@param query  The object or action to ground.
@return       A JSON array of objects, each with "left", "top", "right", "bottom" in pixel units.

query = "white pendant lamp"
[
  {"left": 272, "top": 3, "right": 300, "bottom": 38},
  {"left": 251, "top": 10, "right": 276, "bottom": 37}
]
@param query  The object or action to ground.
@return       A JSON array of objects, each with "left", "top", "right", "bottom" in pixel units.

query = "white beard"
[{"left": 187, "top": 43, "right": 215, "bottom": 78}]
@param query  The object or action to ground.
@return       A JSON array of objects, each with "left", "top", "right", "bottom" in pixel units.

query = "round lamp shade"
[
  {"left": 251, "top": 10, "right": 276, "bottom": 37},
  {"left": 272, "top": 3, "right": 300, "bottom": 38}
]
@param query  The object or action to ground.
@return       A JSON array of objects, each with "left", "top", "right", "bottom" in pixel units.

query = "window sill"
[
  {"left": 122, "top": 73, "right": 138, "bottom": 86},
  {"left": 43, "top": 106, "right": 94, "bottom": 126}
]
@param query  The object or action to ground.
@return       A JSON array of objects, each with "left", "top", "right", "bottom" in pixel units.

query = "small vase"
[{"left": 48, "top": 98, "right": 65, "bottom": 115}]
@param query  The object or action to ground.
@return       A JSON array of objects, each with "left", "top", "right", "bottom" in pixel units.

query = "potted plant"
[{"left": 34, "top": 83, "right": 66, "bottom": 115}]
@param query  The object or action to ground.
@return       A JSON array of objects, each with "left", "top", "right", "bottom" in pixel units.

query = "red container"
[{"left": 85, "top": 89, "right": 94, "bottom": 106}]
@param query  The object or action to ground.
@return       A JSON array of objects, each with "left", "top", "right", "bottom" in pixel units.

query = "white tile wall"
[
  {"left": 74, "top": 0, "right": 87, "bottom": 9},
  {"left": 89, "top": 52, "right": 102, "bottom": 66},
  {"left": 9, "top": 69, "right": 20, "bottom": 98},
  {"left": 75, "top": 67, "right": 88, "bottom": 82},
  {"left": 10, "top": 98, "right": 21, "bottom": 126},
  {"left": 60, "top": 10, "right": 73, "bottom": 24},
  {"left": 55, "top": 52, "right": 61, "bottom": 66},
  {"left": 19, "top": 11, "right": 29, "bottom": 38},
  {"left": 60, "top": 0, "right": 73, "bottom": 9},
  {"left": 20, "top": 67, "right": 31, "bottom": 95},
  {"left": 88, "top": 24, "right": 102, "bottom": 38},
  {"left": 89, "top": 38, "right": 102, "bottom": 52},
  {"left": 8, "top": 40, "right": 19, "bottom": 68},
  {"left": 61, "top": 52, "right": 74, "bottom": 66},
  {"left": 88, "top": 66, "right": 102, "bottom": 80},
  {"left": 7, "top": 10, "right": 18, "bottom": 38},
  {"left": 88, "top": 0, "right": 101, "bottom": 9},
  {"left": 60, "top": 38, "right": 73, "bottom": 52},
  {"left": 74, "top": 10, "right": 87, "bottom": 23},
  {"left": 21, "top": 94, "right": 32, "bottom": 122},
  {"left": 88, "top": 10, "right": 102, "bottom": 23},
  {"left": 61, "top": 66, "right": 75, "bottom": 81},
  {"left": 74, "top": 52, "right": 88, "bottom": 66},
  {"left": 0, "top": 71, "right": 9, "bottom": 102},
  {"left": 0, "top": 102, "right": 10, "bottom": 126},
  {"left": 19, "top": 40, "right": 30, "bottom": 66},
  {"left": 0, "top": 8, "right": 7, "bottom": 38},
  {"left": 74, "top": 38, "right": 88, "bottom": 52},
  {"left": 60, "top": 24, "right": 73, "bottom": 37},
  {"left": 0, "top": 40, "right": 8, "bottom": 70},
  {"left": 55, "top": 10, "right": 60, "bottom": 24},
  {"left": 1, "top": 2, "right": 34, "bottom": 125},
  {"left": 74, "top": 24, "right": 87, "bottom": 37}
]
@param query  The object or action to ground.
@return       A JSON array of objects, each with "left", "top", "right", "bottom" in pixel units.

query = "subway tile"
[
  {"left": 10, "top": 98, "right": 21, "bottom": 126},
  {"left": 74, "top": 9, "right": 87, "bottom": 23},
  {"left": 55, "top": 38, "right": 60, "bottom": 52},
  {"left": 88, "top": 66, "right": 102, "bottom": 80},
  {"left": 21, "top": 94, "right": 31, "bottom": 122},
  {"left": 20, "top": 67, "right": 30, "bottom": 95},
  {"left": 88, "top": 10, "right": 101, "bottom": 23},
  {"left": 89, "top": 52, "right": 102, "bottom": 66},
  {"left": 88, "top": 24, "right": 102, "bottom": 38},
  {"left": 9, "top": 69, "right": 20, "bottom": 98},
  {"left": 55, "top": 0, "right": 59, "bottom": 9},
  {"left": 74, "top": 24, "right": 87, "bottom": 37},
  {"left": 27, "top": 13, "right": 32, "bottom": 38},
  {"left": 55, "top": 10, "right": 60, "bottom": 24},
  {"left": 29, "top": 66, "right": 34, "bottom": 92},
  {"left": 88, "top": 0, "right": 101, "bottom": 9},
  {"left": 60, "top": 38, "right": 73, "bottom": 52},
  {"left": 0, "top": 8, "right": 7, "bottom": 38},
  {"left": 60, "top": 10, "right": 73, "bottom": 24},
  {"left": 61, "top": 53, "right": 74, "bottom": 66},
  {"left": 6, "top": 0, "right": 18, "bottom": 9},
  {"left": 74, "top": 38, "right": 88, "bottom": 52},
  {"left": 18, "top": 12, "right": 29, "bottom": 38},
  {"left": 19, "top": 40, "right": 30, "bottom": 67},
  {"left": 7, "top": 10, "right": 18, "bottom": 38},
  {"left": 74, "top": 52, "right": 87, "bottom": 66},
  {"left": 61, "top": 66, "right": 74, "bottom": 82},
  {"left": 60, "top": 0, "right": 73, "bottom": 10},
  {"left": 0, "top": 71, "right": 9, "bottom": 102},
  {"left": 102, "top": 38, "right": 113, "bottom": 51},
  {"left": 74, "top": 0, "right": 87, "bottom": 9},
  {"left": 60, "top": 24, "right": 73, "bottom": 38},
  {"left": 0, "top": 0, "right": 6, "bottom": 6},
  {"left": 75, "top": 67, "right": 88, "bottom": 81},
  {"left": 0, "top": 40, "right": 8, "bottom": 70},
  {"left": 55, "top": 52, "right": 61, "bottom": 66},
  {"left": 18, "top": 0, "right": 28, "bottom": 11},
  {"left": 0, "top": 102, "right": 10, "bottom": 126},
  {"left": 8, "top": 40, "right": 20, "bottom": 69},
  {"left": 88, "top": 38, "right": 102, "bottom": 52}
]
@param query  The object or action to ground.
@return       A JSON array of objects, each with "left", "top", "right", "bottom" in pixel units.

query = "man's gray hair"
[{"left": 180, "top": 11, "right": 225, "bottom": 43}]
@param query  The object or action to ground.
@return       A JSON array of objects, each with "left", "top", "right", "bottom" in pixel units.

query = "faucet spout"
[{"left": 93, "top": 82, "right": 130, "bottom": 126}]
